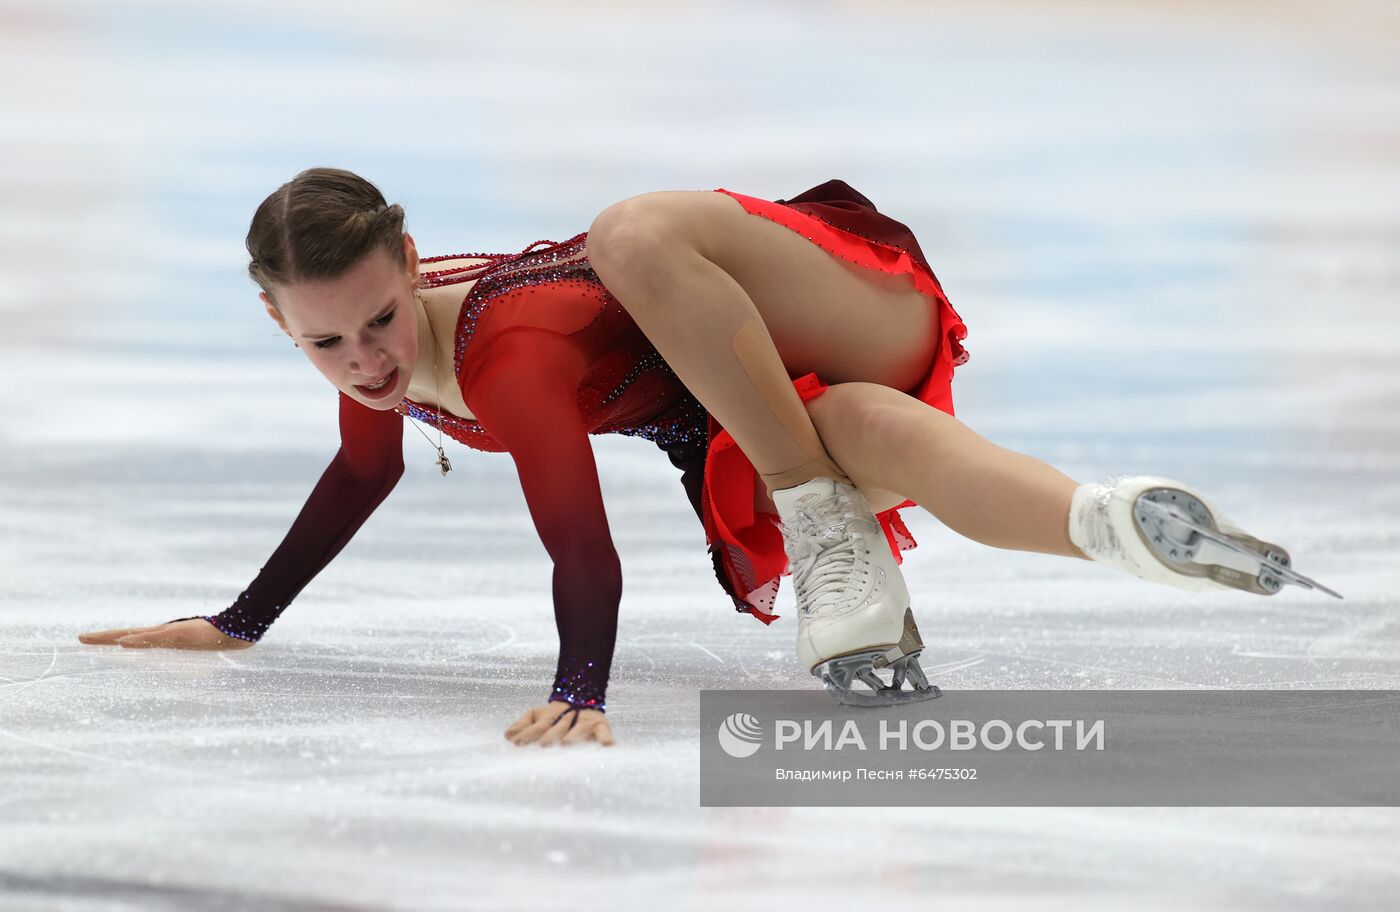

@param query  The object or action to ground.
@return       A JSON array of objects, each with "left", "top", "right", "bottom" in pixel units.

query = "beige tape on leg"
[
  {"left": 731, "top": 318, "right": 852, "bottom": 491},
  {"left": 759, "top": 456, "right": 851, "bottom": 492}
]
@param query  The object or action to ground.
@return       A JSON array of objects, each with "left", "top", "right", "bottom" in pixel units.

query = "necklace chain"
[
  {"left": 403, "top": 238, "right": 583, "bottom": 474},
  {"left": 411, "top": 287, "right": 452, "bottom": 477}
]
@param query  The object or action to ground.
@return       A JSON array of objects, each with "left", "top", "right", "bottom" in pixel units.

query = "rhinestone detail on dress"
[{"left": 398, "top": 232, "right": 709, "bottom": 451}]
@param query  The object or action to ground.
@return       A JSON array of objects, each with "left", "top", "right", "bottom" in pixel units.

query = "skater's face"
[{"left": 262, "top": 234, "right": 422, "bottom": 411}]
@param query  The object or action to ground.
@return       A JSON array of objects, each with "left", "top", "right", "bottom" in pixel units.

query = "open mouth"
[{"left": 355, "top": 367, "right": 398, "bottom": 398}]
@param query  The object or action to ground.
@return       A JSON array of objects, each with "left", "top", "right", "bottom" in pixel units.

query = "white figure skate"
[
  {"left": 1069, "top": 475, "right": 1342, "bottom": 598},
  {"left": 772, "top": 477, "right": 941, "bottom": 707}
]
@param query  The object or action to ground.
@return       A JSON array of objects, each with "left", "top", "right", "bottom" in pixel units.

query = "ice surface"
[{"left": 2, "top": 1, "right": 1399, "bottom": 910}]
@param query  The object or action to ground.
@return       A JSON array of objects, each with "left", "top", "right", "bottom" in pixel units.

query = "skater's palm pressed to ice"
[
  {"left": 505, "top": 702, "right": 615, "bottom": 747},
  {"left": 78, "top": 619, "right": 254, "bottom": 650}
]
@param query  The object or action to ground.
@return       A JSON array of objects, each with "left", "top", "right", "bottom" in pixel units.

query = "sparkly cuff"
[
  {"left": 206, "top": 613, "right": 264, "bottom": 643},
  {"left": 549, "top": 693, "right": 606, "bottom": 714},
  {"left": 162, "top": 614, "right": 262, "bottom": 643},
  {"left": 549, "top": 656, "right": 608, "bottom": 713}
]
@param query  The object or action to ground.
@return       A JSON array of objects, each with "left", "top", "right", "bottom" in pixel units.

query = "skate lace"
[{"left": 781, "top": 492, "right": 867, "bottom": 616}]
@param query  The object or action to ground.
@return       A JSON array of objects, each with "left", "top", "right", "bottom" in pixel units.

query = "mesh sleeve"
[
  {"left": 463, "top": 327, "right": 621, "bottom": 712},
  {"left": 170, "top": 392, "right": 405, "bottom": 641}
]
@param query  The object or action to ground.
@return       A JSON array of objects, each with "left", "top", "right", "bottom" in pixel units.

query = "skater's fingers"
[
  {"left": 559, "top": 710, "right": 610, "bottom": 746},
  {"left": 511, "top": 720, "right": 553, "bottom": 745},
  {"left": 557, "top": 714, "right": 602, "bottom": 739},
  {"left": 591, "top": 719, "right": 616, "bottom": 747},
  {"left": 117, "top": 627, "right": 198, "bottom": 648},
  {"left": 78, "top": 625, "right": 168, "bottom": 645},
  {"left": 535, "top": 711, "right": 578, "bottom": 747},
  {"left": 510, "top": 703, "right": 571, "bottom": 746},
  {"left": 503, "top": 712, "right": 535, "bottom": 740},
  {"left": 504, "top": 707, "right": 547, "bottom": 740},
  {"left": 560, "top": 714, "right": 608, "bottom": 746},
  {"left": 113, "top": 620, "right": 247, "bottom": 651},
  {"left": 504, "top": 703, "right": 566, "bottom": 740}
]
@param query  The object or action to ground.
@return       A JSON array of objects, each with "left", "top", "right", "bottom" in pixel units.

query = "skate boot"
[
  {"left": 1069, "top": 475, "right": 1342, "bottom": 598},
  {"left": 772, "top": 477, "right": 942, "bottom": 707}
]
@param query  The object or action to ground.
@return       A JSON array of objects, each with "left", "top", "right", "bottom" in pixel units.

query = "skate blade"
[
  {"left": 815, "top": 650, "right": 942, "bottom": 707},
  {"left": 812, "top": 608, "right": 942, "bottom": 707},
  {"left": 1134, "top": 494, "right": 1344, "bottom": 599}
]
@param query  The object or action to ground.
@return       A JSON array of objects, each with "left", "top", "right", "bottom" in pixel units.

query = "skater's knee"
[
  {"left": 586, "top": 194, "right": 696, "bottom": 287},
  {"left": 809, "top": 383, "right": 914, "bottom": 451}
]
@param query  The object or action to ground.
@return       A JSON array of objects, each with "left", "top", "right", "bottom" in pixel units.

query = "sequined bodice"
[{"left": 396, "top": 232, "right": 707, "bottom": 452}]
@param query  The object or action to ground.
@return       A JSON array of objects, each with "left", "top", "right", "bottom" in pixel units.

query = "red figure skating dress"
[{"left": 172, "top": 180, "right": 969, "bottom": 713}]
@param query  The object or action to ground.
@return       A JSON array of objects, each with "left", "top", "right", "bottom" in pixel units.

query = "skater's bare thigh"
[{"left": 592, "top": 190, "right": 941, "bottom": 394}]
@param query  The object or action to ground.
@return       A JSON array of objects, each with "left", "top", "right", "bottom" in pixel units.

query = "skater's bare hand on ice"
[
  {"left": 78, "top": 619, "right": 254, "bottom": 651},
  {"left": 505, "top": 702, "right": 614, "bottom": 747}
]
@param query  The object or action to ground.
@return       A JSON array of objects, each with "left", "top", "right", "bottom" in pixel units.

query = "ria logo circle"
[{"left": 717, "top": 712, "right": 763, "bottom": 758}]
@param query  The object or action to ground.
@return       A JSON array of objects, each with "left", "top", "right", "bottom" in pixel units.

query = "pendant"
[{"left": 436, "top": 448, "right": 453, "bottom": 476}]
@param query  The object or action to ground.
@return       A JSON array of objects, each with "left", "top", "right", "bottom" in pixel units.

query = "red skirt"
[{"left": 699, "top": 181, "right": 970, "bottom": 625}]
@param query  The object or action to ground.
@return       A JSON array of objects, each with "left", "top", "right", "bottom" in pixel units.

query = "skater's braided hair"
[{"left": 247, "top": 167, "right": 407, "bottom": 309}]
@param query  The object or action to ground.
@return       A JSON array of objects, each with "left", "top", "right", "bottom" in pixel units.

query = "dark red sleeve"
[
  {"left": 462, "top": 327, "right": 621, "bottom": 712},
  {"left": 169, "top": 392, "right": 404, "bottom": 641}
]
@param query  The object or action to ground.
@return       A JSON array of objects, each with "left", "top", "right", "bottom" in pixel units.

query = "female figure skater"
[{"left": 79, "top": 168, "right": 1339, "bottom": 747}]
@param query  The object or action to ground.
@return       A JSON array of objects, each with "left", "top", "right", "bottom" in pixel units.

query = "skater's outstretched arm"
[
  {"left": 79, "top": 393, "right": 406, "bottom": 649},
  {"left": 464, "top": 328, "right": 619, "bottom": 747}
]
